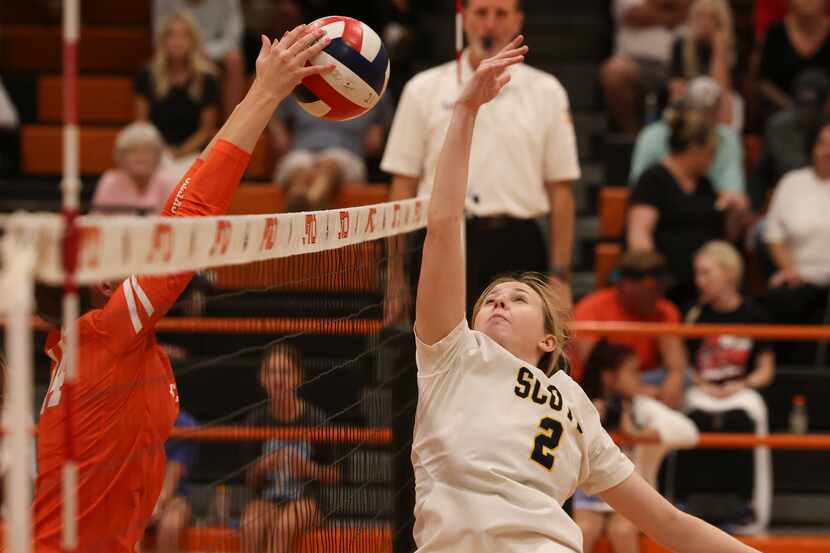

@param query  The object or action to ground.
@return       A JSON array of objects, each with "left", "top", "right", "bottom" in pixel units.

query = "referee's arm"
[{"left": 546, "top": 179, "right": 575, "bottom": 301}]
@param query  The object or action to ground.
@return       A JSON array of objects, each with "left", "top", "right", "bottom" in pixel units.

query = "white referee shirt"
[
  {"left": 413, "top": 320, "right": 634, "bottom": 553},
  {"left": 381, "top": 51, "right": 581, "bottom": 219}
]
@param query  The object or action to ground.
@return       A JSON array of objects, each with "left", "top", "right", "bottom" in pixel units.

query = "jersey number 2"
[{"left": 531, "top": 417, "right": 563, "bottom": 471}]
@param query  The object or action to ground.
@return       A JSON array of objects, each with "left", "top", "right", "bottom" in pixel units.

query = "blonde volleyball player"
[{"left": 412, "top": 35, "right": 760, "bottom": 553}]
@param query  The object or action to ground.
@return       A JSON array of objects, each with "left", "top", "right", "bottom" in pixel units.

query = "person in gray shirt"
[{"left": 269, "top": 94, "right": 393, "bottom": 211}]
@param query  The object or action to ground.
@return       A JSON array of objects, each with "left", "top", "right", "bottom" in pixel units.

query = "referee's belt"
[{"left": 467, "top": 214, "right": 532, "bottom": 230}]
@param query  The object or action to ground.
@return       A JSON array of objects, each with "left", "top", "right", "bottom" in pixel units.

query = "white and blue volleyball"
[{"left": 295, "top": 16, "right": 390, "bottom": 121}]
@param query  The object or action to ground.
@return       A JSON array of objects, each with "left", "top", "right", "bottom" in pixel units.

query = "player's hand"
[
  {"left": 456, "top": 35, "right": 527, "bottom": 111},
  {"left": 252, "top": 26, "right": 336, "bottom": 103}
]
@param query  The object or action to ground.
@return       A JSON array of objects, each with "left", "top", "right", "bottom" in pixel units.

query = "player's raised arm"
[
  {"left": 98, "top": 27, "right": 335, "bottom": 350},
  {"left": 414, "top": 36, "right": 527, "bottom": 345}
]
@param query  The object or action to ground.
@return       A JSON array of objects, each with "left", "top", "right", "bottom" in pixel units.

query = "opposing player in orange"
[{"left": 31, "top": 26, "right": 334, "bottom": 553}]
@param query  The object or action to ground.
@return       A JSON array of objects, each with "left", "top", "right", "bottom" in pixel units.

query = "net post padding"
[{"left": 1, "top": 230, "right": 38, "bottom": 553}]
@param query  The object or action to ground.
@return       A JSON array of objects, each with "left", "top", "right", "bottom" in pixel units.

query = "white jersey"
[{"left": 413, "top": 320, "right": 635, "bottom": 553}]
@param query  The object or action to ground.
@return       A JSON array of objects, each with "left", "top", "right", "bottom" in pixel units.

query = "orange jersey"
[{"left": 32, "top": 141, "right": 250, "bottom": 553}]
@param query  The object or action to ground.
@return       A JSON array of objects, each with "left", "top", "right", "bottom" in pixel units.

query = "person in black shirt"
[
  {"left": 681, "top": 240, "right": 774, "bottom": 533},
  {"left": 758, "top": 0, "right": 830, "bottom": 113},
  {"left": 627, "top": 106, "right": 745, "bottom": 309},
  {"left": 135, "top": 11, "right": 220, "bottom": 180},
  {"left": 240, "top": 343, "right": 340, "bottom": 553}
]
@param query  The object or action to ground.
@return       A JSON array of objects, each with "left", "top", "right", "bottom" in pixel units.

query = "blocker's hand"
[
  {"left": 456, "top": 35, "right": 527, "bottom": 111},
  {"left": 253, "top": 25, "right": 336, "bottom": 103}
]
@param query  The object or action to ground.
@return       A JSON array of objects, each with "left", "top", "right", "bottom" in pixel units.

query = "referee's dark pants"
[{"left": 406, "top": 214, "right": 549, "bottom": 318}]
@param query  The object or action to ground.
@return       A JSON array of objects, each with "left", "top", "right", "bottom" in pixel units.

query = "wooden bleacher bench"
[
  {"left": 595, "top": 186, "right": 629, "bottom": 287},
  {"left": 0, "top": 26, "right": 150, "bottom": 73},
  {"left": 22, "top": 125, "right": 118, "bottom": 176},
  {"left": 39, "top": 76, "right": 134, "bottom": 124},
  {"left": 0, "top": 0, "right": 150, "bottom": 26},
  {"left": 228, "top": 183, "right": 389, "bottom": 215}
]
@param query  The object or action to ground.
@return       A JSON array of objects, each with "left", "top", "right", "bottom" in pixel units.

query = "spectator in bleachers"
[
  {"left": 575, "top": 341, "right": 698, "bottom": 553},
  {"left": 758, "top": 0, "right": 830, "bottom": 113},
  {"left": 91, "top": 122, "right": 176, "bottom": 214},
  {"left": 144, "top": 411, "right": 200, "bottom": 553},
  {"left": 763, "top": 118, "right": 830, "bottom": 364},
  {"left": 668, "top": 0, "right": 742, "bottom": 131},
  {"left": 754, "top": 0, "right": 830, "bottom": 41},
  {"left": 630, "top": 77, "right": 747, "bottom": 198},
  {"left": 136, "top": 11, "right": 220, "bottom": 182},
  {"left": 750, "top": 68, "right": 830, "bottom": 210},
  {"left": 601, "top": 0, "right": 690, "bottom": 133},
  {"left": 269, "top": 93, "right": 394, "bottom": 212},
  {"left": 240, "top": 344, "right": 340, "bottom": 553},
  {"left": 572, "top": 250, "right": 688, "bottom": 409},
  {"left": 679, "top": 240, "right": 774, "bottom": 533},
  {"left": 154, "top": 0, "right": 246, "bottom": 118},
  {"left": 627, "top": 105, "right": 745, "bottom": 309}
]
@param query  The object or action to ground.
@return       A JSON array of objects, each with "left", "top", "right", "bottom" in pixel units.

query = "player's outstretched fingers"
[
  {"left": 276, "top": 24, "right": 307, "bottom": 51},
  {"left": 296, "top": 32, "right": 334, "bottom": 65},
  {"left": 287, "top": 28, "right": 328, "bottom": 60},
  {"left": 298, "top": 62, "right": 337, "bottom": 80}
]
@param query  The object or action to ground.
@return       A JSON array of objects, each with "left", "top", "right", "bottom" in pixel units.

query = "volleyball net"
[{"left": 0, "top": 198, "right": 427, "bottom": 553}]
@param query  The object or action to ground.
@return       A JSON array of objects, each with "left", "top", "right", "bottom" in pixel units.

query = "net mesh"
[{"left": 0, "top": 199, "right": 426, "bottom": 553}]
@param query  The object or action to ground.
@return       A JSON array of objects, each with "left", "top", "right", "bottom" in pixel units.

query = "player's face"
[
  {"left": 464, "top": 0, "right": 524, "bottom": 60},
  {"left": 121, "top": 144, "right": 161, "bottom": 183},
  {"left": 473, "top": 281, "right": 554, "bottom": 365},
  {"left": 260, "top": 354, "right": 302, "bottom": 398},
  {"left": 164, "top": 19, "right": 193, "bottom": 62},
  {"left": 694, "top": 253, "right": 733, "bottom": 302}
]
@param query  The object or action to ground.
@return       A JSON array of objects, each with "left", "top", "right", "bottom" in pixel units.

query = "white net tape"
[{"left": 1, "top": 197, "right": 427, "bottom": 286}]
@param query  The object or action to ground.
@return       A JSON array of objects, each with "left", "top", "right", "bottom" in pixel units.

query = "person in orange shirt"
[
  {"left": 571, "top": 250, "right": 689, "bottom": 408},
  {"left": 31, "top": 26, "right": 334, "bottom": 553}
]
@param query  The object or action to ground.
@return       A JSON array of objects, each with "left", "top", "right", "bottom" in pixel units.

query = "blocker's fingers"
[
  {"left": 287, "top": 28, "right": 328, "bottom": 59},
  {"left": 499, "top": 34, "right": 524, "bottom": 54},
  {"left": 258, "top": 35, "right": 271, "bottom": 58},
  {"left": 494, "top": 46, "right": 528, "bottom": 61},
  {"left": 297, "top": 63, "right": 336, "bottom": 79},
  {"left": 277, "top": 24, "right": 307, "bottom": 50},
  {"left": 297, "top": 33, "right": 333, "bottom": 63}
]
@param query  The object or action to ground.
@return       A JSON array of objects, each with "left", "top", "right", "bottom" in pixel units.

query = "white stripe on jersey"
[
  {"left": 130, "top": 275, "right": 155, "bottom": 318},
  {"left": 122, "top": 277, "right": 142, "bottom": 333}
]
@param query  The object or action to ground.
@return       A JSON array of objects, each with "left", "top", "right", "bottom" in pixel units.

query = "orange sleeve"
[{"left": 97, "top": 141, "right": 251, "bottom": 353}]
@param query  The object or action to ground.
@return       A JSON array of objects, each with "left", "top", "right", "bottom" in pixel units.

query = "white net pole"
[
  {"left": 2, "top": 234, "right": 37, "bottom": 553},
  {"left": 61, "top": 0, "right": 81, "bottom": 549}
]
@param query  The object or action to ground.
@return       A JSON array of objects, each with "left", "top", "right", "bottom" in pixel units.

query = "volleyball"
[{"left": 293, "top": 16, "right": 390, "bottom": 121}]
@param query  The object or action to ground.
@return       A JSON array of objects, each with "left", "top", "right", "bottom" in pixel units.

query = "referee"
[{"left": 381, "top": 0, "right": 580, "bottom": 323}]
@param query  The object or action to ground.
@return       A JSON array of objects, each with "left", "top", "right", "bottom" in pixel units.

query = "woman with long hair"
[
  {"left": 135, "top": 11, "right": 220, "bottom": 180},
  {"left": 669, "top": 0, "right": 739, "bottom": 128},
  {"left": 412, "top": 35, "right": 758, "bottom": 552}
]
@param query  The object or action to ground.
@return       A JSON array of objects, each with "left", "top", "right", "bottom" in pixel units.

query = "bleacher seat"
[
  {"left": 0, "top": 0, "right": 150, "bottom": 26},
  {"left": 0, "top": 26, "right": 150, "bottom": 73},
  {"left": 39, "top": 76, "right": 134, "bottom": 124},
  {"left": 594, "top": 186, "right": 629, "bottom": 287},
  {"left": 22, "top": 125, "right": 117, "bottom": 176}
]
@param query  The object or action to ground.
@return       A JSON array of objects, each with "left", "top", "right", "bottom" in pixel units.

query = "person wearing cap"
[
  {"left": 628, "top": 105, "right": 745, "bottom": 309},
  {"left": 572, "top": 250, "right": 689, "bottom": 409},
  {"left": 629, "top": 76, "right": 747, "bottom": 202},
  {"left": 750, "top": 68, "right": 830, "bottom": 210}
]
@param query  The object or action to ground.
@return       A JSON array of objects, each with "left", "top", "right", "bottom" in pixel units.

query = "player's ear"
[{"left": 538, "top": 333, "right": 556, "bottom": 354}]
